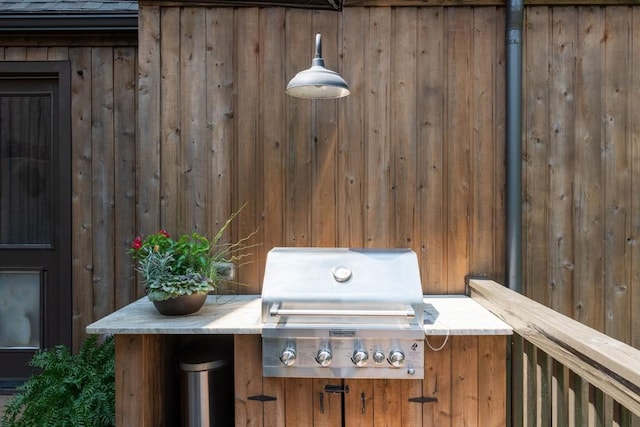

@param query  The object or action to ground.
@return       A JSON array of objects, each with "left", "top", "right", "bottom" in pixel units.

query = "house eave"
[{"left": 0, "top": 13, "right": 138, "bottom": 34}]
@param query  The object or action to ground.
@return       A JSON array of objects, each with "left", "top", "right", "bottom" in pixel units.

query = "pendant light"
[{"left": 286, "top": 33, "right": 350, "bottom": 99}]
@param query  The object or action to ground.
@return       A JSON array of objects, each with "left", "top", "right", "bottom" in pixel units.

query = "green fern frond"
[{"left": 0, "top": 336, "right": 115, "bottom": 427}]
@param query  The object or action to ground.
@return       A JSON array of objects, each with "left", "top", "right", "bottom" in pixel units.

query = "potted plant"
[{"left": 130, "top": 209, "right": 252, "bottom": 315}]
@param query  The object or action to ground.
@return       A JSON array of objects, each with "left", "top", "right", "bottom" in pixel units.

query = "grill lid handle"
[{"left": 269, "top": 304, "right": 416, "bottom": 319}]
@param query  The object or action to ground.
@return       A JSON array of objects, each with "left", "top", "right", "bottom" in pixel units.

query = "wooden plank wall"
[
  {"left": 521, "top": 6, "right": 640, "bottom": 346},
  {"left": 0, "top": 37, "right": 138, "bottom": 353},
  {"left": 1, "top": 2, "right": 639, "bottom": 361},
  {"left": 137, "top": 5, "right": 507, "bottom": 299}
]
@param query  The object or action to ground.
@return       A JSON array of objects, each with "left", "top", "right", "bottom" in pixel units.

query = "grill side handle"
[{"left": 268, "top": 303, "right": 416, "bottom": 319}]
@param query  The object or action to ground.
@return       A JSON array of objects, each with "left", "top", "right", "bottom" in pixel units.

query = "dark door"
[{"left": 0, "top": 62, "right": 71, "bottom": 381}]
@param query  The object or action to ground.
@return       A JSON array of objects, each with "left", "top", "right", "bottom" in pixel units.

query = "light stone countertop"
[
  {"left": 86, "top": 294, "right": 512, "bottom": 336},
  {"left": 422, "top": 295, "right": 512, "bottom": 335}
]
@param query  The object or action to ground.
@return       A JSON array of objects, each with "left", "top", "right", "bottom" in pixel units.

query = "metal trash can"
[{"left": 180, "top": 353, "right": 233, "bottom": 427}]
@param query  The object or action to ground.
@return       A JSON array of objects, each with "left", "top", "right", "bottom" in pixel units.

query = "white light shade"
[{"left": 286, "top": 33, "right": 350, "bottom": 99}]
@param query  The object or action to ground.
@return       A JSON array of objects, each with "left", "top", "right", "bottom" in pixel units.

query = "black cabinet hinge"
[
  {"left": 408, "top": 396, "right": 438, "bottom": 404},
  {"left": 324, "top": 384, "right": 349, "bottom": 394},
  {"left": 248, "top": 394, "right": 277, "bottom": 402}
]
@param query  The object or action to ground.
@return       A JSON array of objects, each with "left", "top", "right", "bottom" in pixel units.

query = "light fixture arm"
[
  {"left": 314, "top": 33, "right": 322, "bottom": 58},
  {"left": 311, "top": 34, "right": 325, "bottom": 68}
]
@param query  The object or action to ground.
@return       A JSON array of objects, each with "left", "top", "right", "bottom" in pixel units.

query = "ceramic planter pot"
[{"left": 151, "top": 293, "right": 207, "bottom": 315}]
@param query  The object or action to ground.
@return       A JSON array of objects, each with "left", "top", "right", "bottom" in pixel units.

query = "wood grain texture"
[
  {"left": 284, "top": 9, "right": 313, "bottom": 249},
  {"left": 137, "top": 4, "right": 162, "bottom": 245},
  {"left": 451, "top": 336, "right": 479, "bottom": 426},
  {"left": 631, "top": 7, "right": 640, "bottom": 350},
  {"left": 478, "top": 335, "right": 507, "bottom": 427},
  {"left": 115, "top": 335, "right": 178, "bottom": 427},
  {"left": 391, "top": 7, "right": 418, "bottom": 250},
  {"left": 524, "top": 6, "right": 551, "bottom": 304},
  {"left": 445, "top": 7, "right": 473, "bottom": 293},
  {"left": 573, "top": 6, "right": 605, "bottom": 331},
  {"left": 418, "top": 7, "right": 446, "bottom": 294},
  {"left": 91, "top": 46, "right": 116, "bottom": 322},
  {"left": 602, "top": 6, "right": 631, "bottom": 344},
  {"left": 365, "top": 7, "right": 392, "bottom": 248},
  {"left": 284, "top": 378, "right": 314, "bottom": 426},
  {"left": 207, "top": 7, "right": 235, "bottom": 243},
  {"left": 344, "top": 379, "right": 373, "bottom": 426},
  {"left": 0, "top": 42, "right": 141, "bottom": 349},
  {"left": 548, "top": 7, "right": 576, "bottom": 317},
  {"left": 159, "top": 7, "right": 180, "bottom": 234},
  {"left": 337, "top": 7, "right": 366, "bottom": 248},
  {"left": 312, "top": 379, "right": 342, "bottom": 426},
  {"left": 234, "top": 335, "right": 265, "bottom": 427},
  {"left": 234, "top": 7, "right": 262, "bottom": 290},
  {"left": 4, "top": 7, "right": 640, "bottom": 423},
  {"left": 311, "top": 12, "right": 340, "bottom": 248},
  {"left": 69, "top": 47, "right": 95, "bottom": 352},
  {"left": 259, "top": 8, "right": 286, "bottom": 292},
  {"left": 113, "top": 46, "right": 138, "bottom": 309},
  {"left": 520, "top": 6, "right": 640, "bottom": 346},
  {"left": 424, "top": 334, "right": 452, "bottom": 427}
]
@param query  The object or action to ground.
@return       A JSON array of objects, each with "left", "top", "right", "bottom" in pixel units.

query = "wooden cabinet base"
[
  {"left": 112, "top": 334, "right": 506, "bottom": 426},
  {"left": 233, "top": 335, "right": 507, "bottom": 427}
]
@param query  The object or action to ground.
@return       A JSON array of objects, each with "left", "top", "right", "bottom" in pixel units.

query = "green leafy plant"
[
  {"left": 0, "top": 335, "right": 115, "bottom": 427},
  {"left": 129, "top": 206, "right": 254, "bottom": 301}
]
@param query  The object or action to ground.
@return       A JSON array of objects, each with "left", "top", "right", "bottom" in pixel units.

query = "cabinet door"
[
  {"left": 344, "top": 379, "right": 423, "bottom": 426},
  {"left": 312, "top": 379, "right": 342, "bottom": 427},
  {"left": 236, "top": 335, "right": 506, "bottom": 426},
  {"left": 281, "top": 378, "right": 344, "bottom": 426},
  {"left": 344, "top": 379, "right": 373, "bottom": 426},
  {"left": 235, "top": 335, "right": 284, "bottom": 427}
]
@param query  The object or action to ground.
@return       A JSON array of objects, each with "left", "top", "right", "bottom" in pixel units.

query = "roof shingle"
[{"left": 0, "top": 0, "right": 138, "bottom": 13}]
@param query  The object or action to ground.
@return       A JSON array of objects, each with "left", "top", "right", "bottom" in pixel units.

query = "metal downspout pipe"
[{"left": 506, "top": 0, "right": 524, "bottom": 293}]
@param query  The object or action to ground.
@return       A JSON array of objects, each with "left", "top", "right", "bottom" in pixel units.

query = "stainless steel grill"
[{"left": 261, "top": 247, "right": 425, "bottom": 379}]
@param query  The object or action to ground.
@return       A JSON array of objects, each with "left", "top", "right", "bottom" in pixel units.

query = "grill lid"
[{"left": 261, "top": 247, "right": 424, "bottom": 325}]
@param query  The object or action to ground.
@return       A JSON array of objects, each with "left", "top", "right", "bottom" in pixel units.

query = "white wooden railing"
[{"left": 468, "top": 279, "right": 640, "bottom": 427}]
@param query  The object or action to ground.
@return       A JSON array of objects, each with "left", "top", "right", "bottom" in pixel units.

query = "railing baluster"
[
  {"left": 468, "top": 279, "right": 640, "bottom": 426},
  {"left": 513, "top": 335, "right": 525, "bottom": 427},
  {"left": 525, "top": 340, "right": 536, "bottom": 427},
  {"left": 589, "top": 382, "right": 605, "bottom": 427},
  {"left": 552, "top": 359, "right": 569, "bottom": 427},
  {"left": 604, "top": 395, "right": 615, "bottom": 426},
  {"left": 613, "top": 400, "right": 630, "bottom": 427},
  {"left": 568, "top": 369, "right": 587, "bottom": 427},
  {"left": 536, "top": 348, "right": 551, "bottom": 426}
]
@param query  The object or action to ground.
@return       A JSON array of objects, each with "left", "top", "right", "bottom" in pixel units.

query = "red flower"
[
  {"left": 131, "top": 236, "right": 143, "bottom": 250},
  {"left": 159, "top": 230, "right": 170, "bottom": 238}
]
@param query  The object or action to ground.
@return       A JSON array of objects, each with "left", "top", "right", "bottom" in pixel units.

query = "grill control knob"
[
  {"left": 315, "top": 349, "right": 333, "bottom": 367},
  {"left": 351, "top": 350, "right": 368, "bottom": 367},
  {"left": 372, "top": 350, "right": 386, "bottom": 364},
  {"left": 388, "top": 350, "right": 405, "bottom": 368},
  {"left": 279, "top": 348, "right": 297, "bottom": 366}
]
